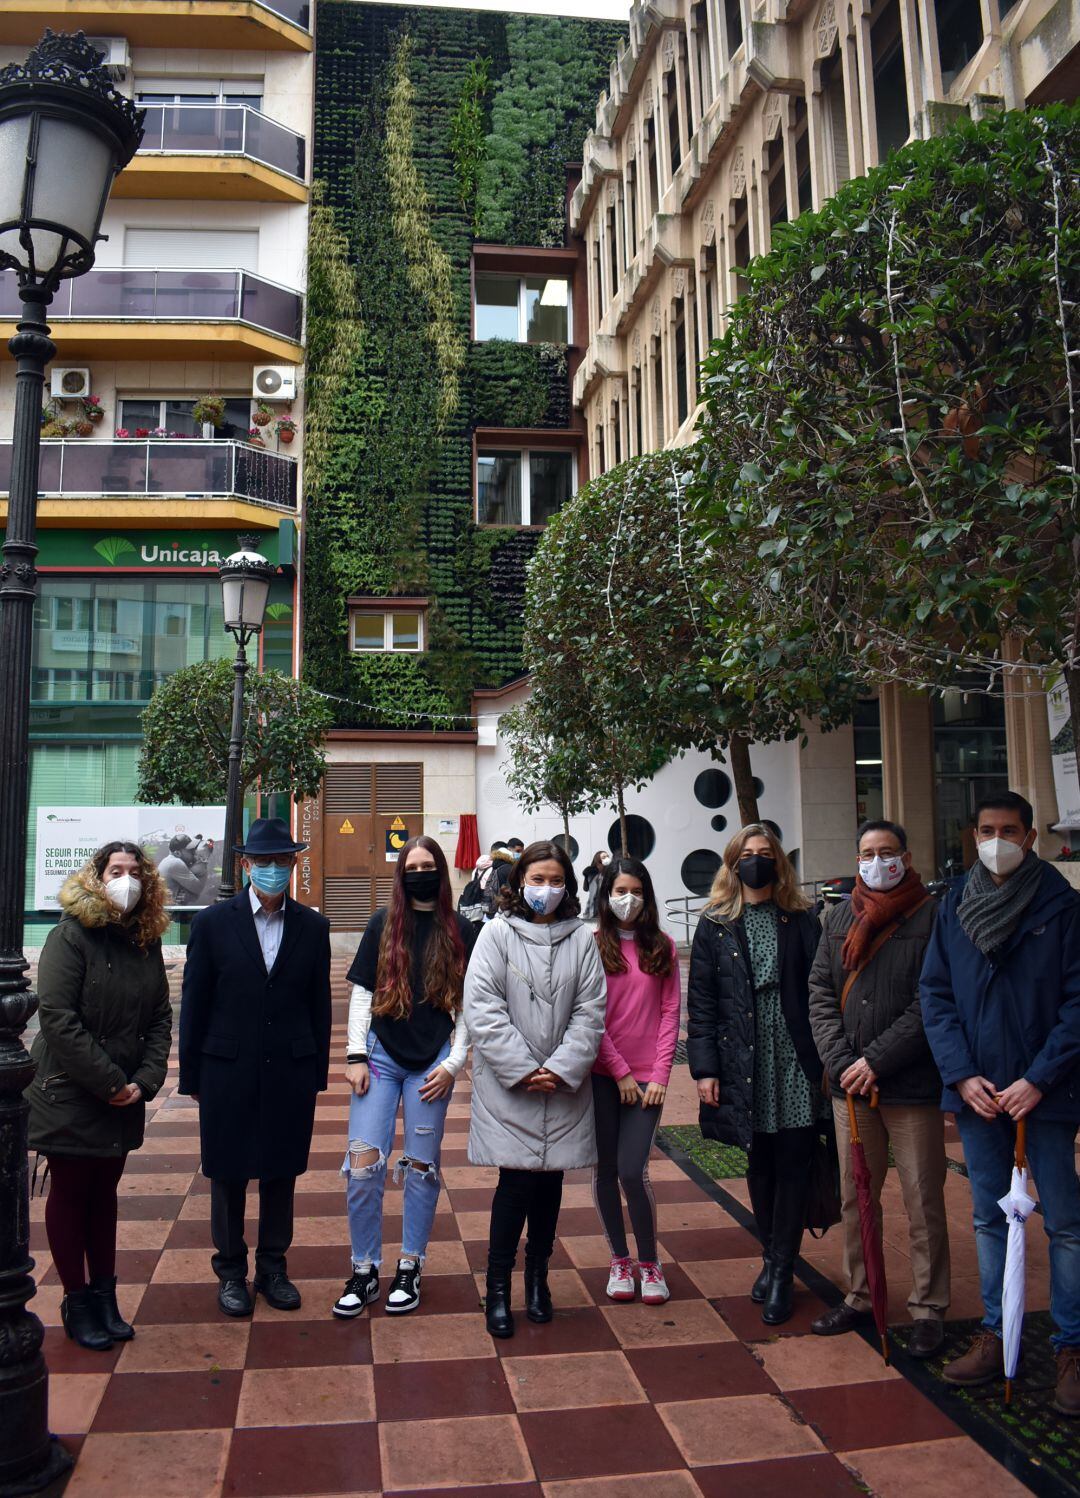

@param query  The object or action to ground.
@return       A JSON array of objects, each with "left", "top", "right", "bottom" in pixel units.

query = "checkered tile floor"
[{"left": 31, "top": 960, "right": 1034, "bottom": 1497}]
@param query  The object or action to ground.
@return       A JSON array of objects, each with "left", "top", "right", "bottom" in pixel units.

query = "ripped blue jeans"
[{"left": 342, "top": 1037, "right": 453, "bottom": 1269}]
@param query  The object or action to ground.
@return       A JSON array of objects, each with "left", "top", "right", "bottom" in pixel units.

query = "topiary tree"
[
  {"left": 137, "top": 660, "right": 333, "bottom": 806},
  {"left": 694, "top": 105, "right": 1080, "bottom": 757}
]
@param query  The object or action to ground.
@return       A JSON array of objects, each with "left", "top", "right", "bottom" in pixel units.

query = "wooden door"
[{"left": 321, "top": 761, "right": 423, "bottom": 929}]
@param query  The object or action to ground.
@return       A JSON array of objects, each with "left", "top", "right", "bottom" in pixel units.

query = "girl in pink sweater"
[{"left": 592, "top": 857, "right": 681, "bottom": 1304}]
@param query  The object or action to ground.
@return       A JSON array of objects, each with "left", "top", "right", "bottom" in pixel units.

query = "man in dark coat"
[{"left": 179, "top": 818, "right": 332, "bottom": 1317}]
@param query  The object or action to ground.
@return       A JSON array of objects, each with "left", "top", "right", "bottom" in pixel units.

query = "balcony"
[
  {"left": 111, "top": 106, "right": 307, "bottom": 204},
  {"left": 0, "top": 2, "right": 311, "bottom": 53},
  {"left": 0, "top": 269, "right": 303, "bottom": 363},
  {"left": 0, "top": 439, "right": 297, "bottom": 528}
]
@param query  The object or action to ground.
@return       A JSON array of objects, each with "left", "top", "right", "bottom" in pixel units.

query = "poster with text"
[
  {"left": 35, "top": 805, "right": 226, "bottom": 912},
  {"left": 1047, "top": 677, "right": 1080, "bottom": 829}
]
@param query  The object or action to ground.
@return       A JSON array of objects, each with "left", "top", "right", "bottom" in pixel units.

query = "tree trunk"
[
  {"left": 615, "top": 779, "right": 628, "bottom": 855},
  {"left": 729, "top": 733, "right": 760, "bottom": 826},
  {"left": 562, "top": 806, "right": 571, "bottom": 851}
]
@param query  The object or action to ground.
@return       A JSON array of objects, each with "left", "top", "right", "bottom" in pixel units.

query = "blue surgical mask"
[
  {"left": 523, "top": 883, "right": 564, "bottom": 916},
  {"left": 248, "top": 863, "right": 291, "bottom": 895}
]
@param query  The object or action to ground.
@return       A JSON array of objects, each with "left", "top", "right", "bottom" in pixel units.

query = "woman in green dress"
[{"left": 686, "top": 824, "right": 822, "bottom": 1324}]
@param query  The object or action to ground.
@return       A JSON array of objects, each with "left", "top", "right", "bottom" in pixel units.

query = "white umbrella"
[{"left": 997, "top": 1119, "right": 1037, "bottom": 1404}]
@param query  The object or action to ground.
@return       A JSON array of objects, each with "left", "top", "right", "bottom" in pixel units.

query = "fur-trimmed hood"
[
  {"left": 490, "top": 847, "right": 516, "bottom": 865},
  {"left": 58, "top": 864, "right": 169, "bottom": 948}
]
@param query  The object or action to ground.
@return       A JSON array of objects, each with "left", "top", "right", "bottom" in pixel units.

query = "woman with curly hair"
[
  {"left": 27, "top": 842, "right": 172, "bottom": 1350},
  {"left": 687, "top": 824, "right": 822, "bottom": 1326},
  {"left": 335, "top": 836, "right": 477, "bottom": 1319},
  {"left": 465, "top": 841, "right": 606, "bottom": 1339}
]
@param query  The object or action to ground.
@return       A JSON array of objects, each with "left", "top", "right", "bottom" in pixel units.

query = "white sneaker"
[
  {"left": 639, "top": 1261, "right": 670, "bottom": 1305},
  {"left": 606, "top": 1255, "right": 635, "bottom": 1301},
  {"left": 385, "top": 1258, "right": 422, "bottom": 1314},
  {"left": 332, "top": 1265, "right": 379, "bottom": 1319}
]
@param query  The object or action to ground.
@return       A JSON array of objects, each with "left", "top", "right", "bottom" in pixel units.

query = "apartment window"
[
  {"left": 693, "top": 1, "right": 712, "bottom": 116},
  {"left": 935, "top": 0, "right": 983, "bottom": 88},
  {"left": 607, "top": 198, "right": 620, "bottom": 299},
  {"left": 666, "top": 71, "right": 682, "bottom": 178},
  {"left": 652, "top": 338, "right": 665, "bottom": 446},
  {"left": 137, "top": 80, "right": 264, "bottom": 110},
  {"left": 625, "top": 163, "right": 639, "bottom": 260},
  {"left": 595, "top": 424, "right": 605, "bottom": 476},
  {"left": 632, "top": 371, "right": 644, "bottom": 456},
  {"left": 674, "top": 309, "right": 689, "bottom": 428},
  {"left": 821, "top": 48, "right": 850, "bottom": 189},
  {"left": 474, "top": 274, "right": 569, "bottom": 344},
  {"left": 731, "top": 199, "right": 750, "bottom": 301},
  {"left": 349, "top": 606, "right": 425, "bottom": 653},
  {"left": 870, "top": 0, "right": 910, "bottom": 158},
  {"left": 724, "top": 0, "right": 744, "bottom": 58},
  {"left": 476, "top": 449, "right": 575, "bottom": 527},
  {"left": 123, "top": 227, "right": 259, "bottom": 271},
  {"left": 793, "top": 97, "right": 813, "bottom": 214},
  {"left": 611, "top": 401, "right": 622, "bottom": 467},
  {"left": 117, "top": 396, "right": 250, "bottom": 439},
  {"left": 767, "top": 142, "right": 788, "bottom": 229},
  {"left": 645, "top": 121, "right": 659, "bottom": 220},
  {"left": 591, "top": 233, "right": 603, "bottom": 331}
]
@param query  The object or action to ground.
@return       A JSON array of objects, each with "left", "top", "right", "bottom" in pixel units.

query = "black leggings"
[
  {"left": 591, "top": 1074, "right": 662, "bottom": 1262},
  {"left": 487, "top": 1167, "right": 563, "bottom": 1274},
  {"left": 44, "top": 1153, "right": 127, "bottom": 1294}
]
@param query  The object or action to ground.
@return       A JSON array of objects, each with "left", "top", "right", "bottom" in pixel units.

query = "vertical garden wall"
[{"left": 304, "top": 1, "right": 626, "bottom": 727}]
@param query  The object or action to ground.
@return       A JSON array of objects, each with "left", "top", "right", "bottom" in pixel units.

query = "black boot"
[
  {"left": 524, "top": 1256, "right": 553, "bottom": 1323},
  {"left": 61, "top": 1288, "right": 113, "bottom": 1351},
  {"left": 750, "top": 1257, "right": 772, "bottom": 1305},
  {"left": 485, "top": 1272, "right": 514, "bottom": 1339},
  {"left": 761, "top": 1166, "right": 807, "bottom": 1327},
  {"left": 88, "top": 1276, "right": 135, "bottom": 1341},
  {"left": 745, "top": 1145, "right": 774, "bottom": 1306},
  {"left": 762, "top": 1266, "right": 795, "bottom": 1325}
]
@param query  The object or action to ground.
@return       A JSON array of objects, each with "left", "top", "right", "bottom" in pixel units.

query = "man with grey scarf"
[{"left": 921, "top": 791, "right": 1080, "bottom": 1415}]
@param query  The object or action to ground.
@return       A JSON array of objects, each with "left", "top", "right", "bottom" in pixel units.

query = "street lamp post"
[
  {"left": 0, "top": 33, "right": 142, "bottom": 1494},
  {"left": 217, "top": 540, "right": 275, "bottom": 902}
]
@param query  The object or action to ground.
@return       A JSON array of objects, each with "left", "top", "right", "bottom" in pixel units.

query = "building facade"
[
  {"left": 571, "top": 0, "right": 1080, "bottom": 880},
  {"left": 0, "top": 0, "right": 313, "bottom": 940}
]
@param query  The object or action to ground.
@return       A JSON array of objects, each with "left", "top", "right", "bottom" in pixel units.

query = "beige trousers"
[{"left": 832, "top": 1094, "right": 951, "bottom": 1320}]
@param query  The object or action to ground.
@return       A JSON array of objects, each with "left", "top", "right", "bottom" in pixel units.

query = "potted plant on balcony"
[
  {"left": 81, "top": 394, "right": 105, "bottom": 425},
  {"left": 252, "top": 400, "right": 273, "bottom": 428},
  {"left": 192, "top": 392, "right": 226, "bottom": 430},
  {"left": 248, "top": 425, "right": 265, "bottom": 448},
  {"left": 73, "top": 417, "right": 94, "bottom": 437},
  {"left": 275, "top": 413, "right": 297, "bottom": 444}
]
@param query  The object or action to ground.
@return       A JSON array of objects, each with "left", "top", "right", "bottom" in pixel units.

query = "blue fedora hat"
[{"left": 235, "top": 817, "right": 308, "bottom": 855}]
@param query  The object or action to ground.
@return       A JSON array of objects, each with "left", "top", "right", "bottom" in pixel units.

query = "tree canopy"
[{"left": 137, "top": 660, "right": 332, "bottom": 807}]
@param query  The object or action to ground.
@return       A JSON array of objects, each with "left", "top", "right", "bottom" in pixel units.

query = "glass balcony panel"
[
  {"left": 146, "top": 441, "right": 231, "bottom": 496},
  {"left": 243, "top": 111, "right": 306, "bottom": 179},
  {"left": 259, "top": 0, "right": 311, "bottom": 27},
  {"left": 59, "top": 443, "right": 149, "bottom": 496},
  {"left": 68, "top": 269, "right": 157, "bottom": 318},
  {"left": 240, "top": 274, "right": 303, "bottom": 341},
  {"left": 233, "top": 443, "right": 299, "bottom": 508},
  {"left": 153, "top": 270, "right": 240, "bottom": 321}
]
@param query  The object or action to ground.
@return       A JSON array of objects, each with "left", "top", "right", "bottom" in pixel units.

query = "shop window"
[
  {"left": 933, "top": 679, "right": 1007, "bottom": 873},
  {"left": 854, "top": 696, "right": 884, "bottom": 823},
  {"left": 476, "top": 449, "right": 576, "bottom": 527},
  {"left": 474, "top": 274, "right": 569, "bottom": 344},
  {"left": 117, "top": 396, "right": 250, "bottom": 439},
  {"left": 349, "top": 606, "right": 425, "bottom": 654}
]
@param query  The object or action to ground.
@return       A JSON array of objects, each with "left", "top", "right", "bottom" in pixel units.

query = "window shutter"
[{"left": 123, "top": 228, "right": 259, "bottom": 270}]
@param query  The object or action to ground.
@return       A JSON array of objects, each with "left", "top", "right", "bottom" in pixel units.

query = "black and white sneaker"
[
  {"left": 385, "top": 1259, "right": 421, "bottom": 1315},
  {"left": 332, "top": 1266, "right": 380, "bottom": 1319}
]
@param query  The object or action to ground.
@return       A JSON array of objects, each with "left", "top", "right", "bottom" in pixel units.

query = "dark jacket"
[
  {"left": 178, "top": 890, "right": 332, "bottom": 1180},
  {"left": 809, "top": 896, "right": 941, "bottom": 1105},
  {"left": 27, "top": 871, "right": 172, "bottom": 1158},
  {"left": 686, "top": 903, "right": 822, "bottom": 1150},
  {"left": 920, "top": 859, "right": 1080, "bottom": 1121}
]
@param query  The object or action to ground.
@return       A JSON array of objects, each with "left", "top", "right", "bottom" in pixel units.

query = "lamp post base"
[{"left": 0, "top": 1435, "right": 74, "bottom": 1497}]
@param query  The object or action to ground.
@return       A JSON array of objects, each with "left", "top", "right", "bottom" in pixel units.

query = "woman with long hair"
[
  {"left": 592, "top": 857, "right": 681, "bottom": 1304},
  {"left": 27, "top": 842, "right": 172, "bottom": 1350},
  {"left": 686, "top": 824, "right": 822, "bottom": 1325},
  {"left": 465, "top": 841, "right": 606, "bottom": 1339},
  {"left": 334, "top": 836, "right": 476, "bottom": 1318}
]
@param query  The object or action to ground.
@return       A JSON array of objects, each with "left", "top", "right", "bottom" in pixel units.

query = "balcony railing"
[
  {"left": 138, "top": 104, "right": 305, "bottom": 181},
  {"left": 0, "top": 440, "right": 297, "bottom": 512},
  {"left": 258, "top": 0, "right": 311, "bottom": 27},
  {"left": 0, "top": 269, "right": 303, "bottom": 344}
]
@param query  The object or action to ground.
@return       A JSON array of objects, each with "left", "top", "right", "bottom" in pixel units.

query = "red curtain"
[{"left": 455, "top": 813, "right": 481, "bottom": 871}]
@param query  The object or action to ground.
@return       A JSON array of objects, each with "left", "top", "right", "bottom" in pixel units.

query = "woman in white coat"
[{"left": 464, "top": 841, "right": 607, "bottom": 1339}]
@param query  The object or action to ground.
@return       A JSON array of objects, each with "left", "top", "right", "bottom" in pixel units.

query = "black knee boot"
[
  {"left": 61, "top": 1288, "right": 113, "bottom": 1351},
  {"left": 89, "top": 1276, "right": 135, "bottom": 1341},
  {"left": 523, "top": 1254, "right": 553, "bottom": 1323},
  {"left": 762, "top": 1181, "right": 806, "bottom": 1326},
  {"left": 745, "top": 1141, "right": 775, "bottom": 1306},
  {"left": 485, "top": 1271, "right": 514, "bottom": 1339}
]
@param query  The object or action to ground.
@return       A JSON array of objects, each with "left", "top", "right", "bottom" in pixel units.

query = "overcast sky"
[{"left": 359, "top": 0, "right": 631, "bottom": 20}]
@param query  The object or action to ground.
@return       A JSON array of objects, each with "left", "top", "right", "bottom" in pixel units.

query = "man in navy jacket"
[
  {"left": 180, "top": 819, "right": 331, "bottom": 1318},
  {"left": 920, "top": 791, "right": 1080, "bottom": 1414}
]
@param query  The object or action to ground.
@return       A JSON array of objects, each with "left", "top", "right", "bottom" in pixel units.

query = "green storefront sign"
[{"left": 10, "top": 520, "right": 296, "bottom": 571}]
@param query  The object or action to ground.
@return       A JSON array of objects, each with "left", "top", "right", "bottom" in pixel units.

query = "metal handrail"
[
  {"left": 137, "top": 104, "right": 306, "bottom": 182},
  {"left": 664, "top": 894, "right": 708, "bottom": 941},
  {"left": 254, "top": 0, "right": 311, "bottom": 28}
]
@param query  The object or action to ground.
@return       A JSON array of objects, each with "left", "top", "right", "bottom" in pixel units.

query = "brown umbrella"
[{"left": 847, "top": 1091, "right": 890, "bottom": 1363}]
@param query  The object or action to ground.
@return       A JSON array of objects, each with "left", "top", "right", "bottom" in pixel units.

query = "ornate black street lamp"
[
  {"left": 0, "top": 33, "right": 142, "bottom": 1495},
  {"left": 217, "top": 540, "right": 275, "bottom": 901}
]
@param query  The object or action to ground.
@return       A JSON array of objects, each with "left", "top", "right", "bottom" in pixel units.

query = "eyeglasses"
[{"left": 248, "top": 856, "right": 294, "bottom": 869}]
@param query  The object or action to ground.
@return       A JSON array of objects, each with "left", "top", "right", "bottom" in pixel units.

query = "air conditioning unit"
[
  {"left": 253, "top": 365, "right": 298, "bottom": 402},
  {"left": 51, "top": 368, "right": 91, "bottom": 400},
  {"left": 84, "top": 37, "right": 131, "bottom": 80}
]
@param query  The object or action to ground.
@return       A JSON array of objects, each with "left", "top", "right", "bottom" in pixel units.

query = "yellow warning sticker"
[
  {"left": 339, "top": 819, "right": 355, "bottom": 835},
  {"left": 390, "top": 816, "right": 406, "bottom": 830}
]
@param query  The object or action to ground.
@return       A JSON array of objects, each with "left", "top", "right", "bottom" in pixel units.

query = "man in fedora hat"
[{"left": 179, "top": 818, "right": 331, "bottom": 1316}]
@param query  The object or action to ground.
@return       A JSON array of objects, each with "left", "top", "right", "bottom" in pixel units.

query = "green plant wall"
[{"left": 306, "top": 1, "right": 625, "bottom": 729}]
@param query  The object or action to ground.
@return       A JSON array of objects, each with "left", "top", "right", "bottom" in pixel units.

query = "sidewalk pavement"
[{"left": 29, "top": 956, "right": 1043, "bottom": 1496}]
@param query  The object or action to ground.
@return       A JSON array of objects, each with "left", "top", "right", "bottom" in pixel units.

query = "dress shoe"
[
  {"left": 1053, "top": 1347, "right": 1080, "bottom": 1416},
  {"left": 811, "top": 1303, "right": 865, "bottom": 1337},
  {"left": 523, "top": 1256, "right": 553, "bottom": 1323},
  {"left": 750, "top": 1257, "right": 771, "bottom": 1304},
  {"left": 485, "top": 1271, "right": 514, "bottom": 1339},
  {"left": 907, "top": 1319, "right": 945, "bottom": 1359},
  {"left": 61, "top": 1289, "right": 113, "bottom": 1351},
  {"left": 254, "top": 1272, "right": 301, "bottom": 1310},
  {"left": 943, "top": 1330, "right": 1003, "bottom": 1386},
  {"left": 88, "top": 1276, "right": 135, "bottom": 1341},
  {"left": 218, "top": 1278, "right": 254, "bottom": 1317}
]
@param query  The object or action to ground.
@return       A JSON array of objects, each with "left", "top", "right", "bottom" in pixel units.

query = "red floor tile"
[
  {"left": 787, "top": 1378, "right": 962, "bottom": 1451},
  {"left": 713, "top": 1289, "right": 831, "bottom": 1341},
  {"left": 693, "top": 1452, "right": 864, "bottom": 1496},
  {"left": 519, "top": 1402, "right": 685, "bottom": 1479},
  {"left": 658, "top": 1226, "right": 761, "bottom": 1260},
  {"left": 625, "top": 1341, "right": 776, "bottom": 1402},
  {"left": 135, "top": 1284, "right": 229, "bottom": 1325},
  {"left": 42, "top": 1325, "right": 122, "bottom": 1375},
  {"left": 492, "top": 1307, "right": 620, "bottom": 1359},
  {"left": 92, "top": 1369, "right": 242, "bottom": 1431},
  {"left": 224, "top": 1423, "right": 380, "bottom": 1496},
  {"left": 245, "top": 1317, "right": 373, "bottom": 1369},
  {"left": 374, "top": 1356, "right": 514, "bottom": 1420},
  {"left": 117, "top": 1195, "right": 183, "bottom": 1220}
]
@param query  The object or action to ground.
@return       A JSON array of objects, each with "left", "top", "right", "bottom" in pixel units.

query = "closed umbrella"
[
  {"left": 846, "top": 1092, "right": 890, "bottom": 1363},
  {"left": 998, "top": 1118, "right": 1036, "bottom": 1404}
]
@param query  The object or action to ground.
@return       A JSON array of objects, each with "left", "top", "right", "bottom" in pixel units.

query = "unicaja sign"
[{"left": 139, "top": 543, "right": 225, "bottom": 566}]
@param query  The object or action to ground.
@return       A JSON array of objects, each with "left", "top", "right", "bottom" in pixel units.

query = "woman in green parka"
[{"left": 28, "top": 841, "right": 172, "bottom": 1350}]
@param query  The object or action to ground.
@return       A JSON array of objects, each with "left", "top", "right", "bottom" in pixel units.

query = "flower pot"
[
  {"left": 74, "top": 420, "right": 93, "bottom": 437},
  {"left": 87, "top": 408, "right": 104, "bottom": 424},
  {"left": 278, "top": 428, "right": 295, "bottom": 444},
  {"left": 252, "top": 410, "right": 272, "bottom": 426}
]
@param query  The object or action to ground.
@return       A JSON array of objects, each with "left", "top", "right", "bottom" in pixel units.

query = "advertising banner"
[
  {"left": 1047, "top": 676, "right": 1080, "bottom": 829},
  {"left": 35, "top": 805, "right": 226, "bottom": 911}
]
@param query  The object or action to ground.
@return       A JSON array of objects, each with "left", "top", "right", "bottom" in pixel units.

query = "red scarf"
[{"left": 841, "top": 867, "right": 929, "bottom": 973}]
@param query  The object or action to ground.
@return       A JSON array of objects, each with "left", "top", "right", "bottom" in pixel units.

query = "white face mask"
[
  {"left": 858, "top": 854, "right": 906, "bottom": 892},
  {"left": 609, "top": 891, "right": 644, "bottom": 922},
  {"left": 977, "top": 837, "right": 1028, "bottom": 877},
  {"left": 523, "top": 882, "right": 565, "bottom": 916},
  {"left": 105, "top": 874, "right": 142, "bottom": 914}
]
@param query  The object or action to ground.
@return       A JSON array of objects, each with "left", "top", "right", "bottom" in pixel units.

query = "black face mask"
[
  {"left": 738, "top": 855, "right": 776, "bottom": 891},
  {"left": 403, "top": 869, "right": 441, "bottom": 902}
]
